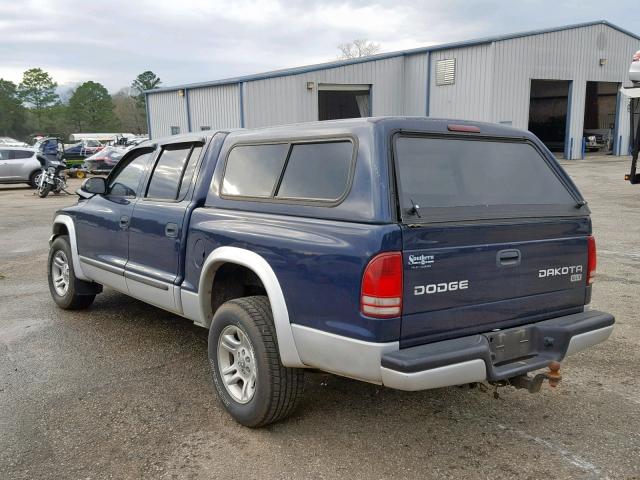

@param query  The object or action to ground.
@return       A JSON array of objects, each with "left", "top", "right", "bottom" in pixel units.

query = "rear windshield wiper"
[{"left": 408, "top": 198, "right": 422, "bottom": 218}]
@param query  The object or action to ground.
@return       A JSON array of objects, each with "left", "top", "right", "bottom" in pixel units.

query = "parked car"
[
  {"left": 0, "top": 146, "right": 42, "bottom": 187},
  {"left": 630, "top": 50, "right": 640, "bottom": 85},
  {"left": 47, "top": 117, "right": 613, "bottom": 427},
  {"left": 83, "top": 146, "right": 126, "bottom": 172},
  {"left": 0, "top": 137, "right": 29, "bottom": 147},
  {"left": 64, "top": 139, "right": 104, "bottom": 158}
]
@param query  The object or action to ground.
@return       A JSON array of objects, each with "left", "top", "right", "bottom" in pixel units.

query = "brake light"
[
  {"left": 633, "top": 51, "right": 640, "bottom": 62},
  {"left": 587, "top": 236, "right": 596, "bottom": 285},
  {"left": 447, "top": 124, "right": 481, "bottom": 133},
  {"left": 361, "top": 252, "right": 403, "bottom": 318}
]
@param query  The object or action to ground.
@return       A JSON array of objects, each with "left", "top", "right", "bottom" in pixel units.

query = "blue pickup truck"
[{"left": 47, "top": 117, "right": 614, "bottom": 427}]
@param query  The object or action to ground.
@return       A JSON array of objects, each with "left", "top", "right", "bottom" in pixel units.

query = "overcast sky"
[{"left": 1, "top": 0, "right": 638, "bottom": 93}]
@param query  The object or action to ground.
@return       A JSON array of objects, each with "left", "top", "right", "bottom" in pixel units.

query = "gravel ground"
[{"left": 1, "top": 158, "right": 639, "bottom": 480}]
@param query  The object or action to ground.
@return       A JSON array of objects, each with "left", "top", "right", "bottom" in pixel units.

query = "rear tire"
[
  {"left": 208, "top": 296, "right": 305, "bottom": 427},
  {"left": 29, "top": 171, "right": 41, "bottom": 189},
  {"left": 48, "top": 235, "right": 96, "bottom": 310}
]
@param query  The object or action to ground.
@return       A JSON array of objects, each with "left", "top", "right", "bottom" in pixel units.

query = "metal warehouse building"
[{"left": 146, "top": 20, "right": 640, "bottom": 159}]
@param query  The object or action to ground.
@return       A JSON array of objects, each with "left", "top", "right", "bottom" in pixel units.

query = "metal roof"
[{"left": 147, "top": 20, "right": 640, "bottom": 94}]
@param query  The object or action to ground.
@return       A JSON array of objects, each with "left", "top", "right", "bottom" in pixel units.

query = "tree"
[
  {"left": 68, "top": 81, "right": 117, "bottom": 132},
  {"left": 112, "top": 88, "right": 147, "bottom": 134},
  {"left": 0, "top": 79, "right": 28, "bottom": 138},
  {"left": 337, "top": 39, "right": 381, "bottom": 59},
  {"left": 131, "top": 71, "right": 161, "bottom": 111},
  {"left": 17, "top": 68, "right": 59, "bottom": 127}
]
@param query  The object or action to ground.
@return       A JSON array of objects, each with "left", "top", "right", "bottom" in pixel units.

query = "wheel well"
[
  {"left": 52, "top": 223, "right": 69, "bottom": 237},
  {"left": 211, "top": 263, "right": 267, "bottom": 316}
]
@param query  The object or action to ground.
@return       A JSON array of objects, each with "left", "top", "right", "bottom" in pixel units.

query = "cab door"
[
  {"left": 125, "top": 142, "right": 204, "bottom": 311},
  {"left": 75, "top": 147, "right": 156, "bottom": 292}
]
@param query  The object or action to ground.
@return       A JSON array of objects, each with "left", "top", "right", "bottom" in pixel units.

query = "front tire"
[
  {"left": 48, "top": 235, "right": 96, "bottom": 310},
  {"left": 38, "top": 183, "right": 51, "bottom": 198},
  {"left": 209, "top": 296, "right": 305, "bottom": 427}
]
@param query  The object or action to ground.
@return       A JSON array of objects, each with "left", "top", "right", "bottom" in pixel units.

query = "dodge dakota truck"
[{"left": 47, "top": 117, "right": 614, "bottom": 427}]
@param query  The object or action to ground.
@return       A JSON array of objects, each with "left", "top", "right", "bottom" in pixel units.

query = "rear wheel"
[
  {"left": 29, "top": 171, "right": 41, "bottom": 189},
  {"left": 208, "top": 296, "right": 305, "bottom": 427},
  {"left": 48, "top": 235, "right": 96, "bottom": 310}
]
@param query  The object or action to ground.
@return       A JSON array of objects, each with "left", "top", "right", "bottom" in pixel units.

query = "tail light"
[
  {"left": 633, "top": 51, "right": 640, "bottom": 62},
  {"left": 587, "top": 236, "right": 596, "bottom": 285},
  {"left": 361, "top": 252, "right": 403, "bottom": 318}
]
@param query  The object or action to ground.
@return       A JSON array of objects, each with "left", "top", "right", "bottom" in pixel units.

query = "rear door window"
[
  {"left": 10, "top": 150, "right": 33, "bottom": 160},
  {"left": 394, "top": 136, "right": 577, "bottom": 222},
  {"left": 146, "top": 144, "right": 199, "bottom": 200},
  {"left": 276, "top": 141, "right": 352, "bottom": 201}
]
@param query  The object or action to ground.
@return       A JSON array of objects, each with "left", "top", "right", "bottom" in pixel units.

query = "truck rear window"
[{"left": 394, "top": 136, "right": 578, "bottom": 222}]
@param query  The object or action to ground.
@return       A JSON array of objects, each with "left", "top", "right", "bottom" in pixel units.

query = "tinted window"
[
  {"left": 395, "top": 137, "right": 575, "bottom": 214},
  {"left": 277, "top": 141, "right": 353, "bottom": 200},
  {"left": 146, "top": 146, "right": 192, "bottom": 200},
  {"left": 11, "top": 150, "right": 34, "bottom": 160},
  {"left": 108, "top": 151, "right": 152, "bottom": 197},
  {"left": 222, "top": 144, "right": 288, "bottom": 197},
  {"left": 179, "top": 146, "right": 202, "bottom": 199},
  {"left": 0, "top": 150, "right": 7, "bottom": 160}
]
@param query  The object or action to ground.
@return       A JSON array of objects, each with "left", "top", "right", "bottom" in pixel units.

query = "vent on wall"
[{"left": 435, "top": 59, "right": 456, "bottom": 86}]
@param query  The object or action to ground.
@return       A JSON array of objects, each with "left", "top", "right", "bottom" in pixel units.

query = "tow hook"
[{"left": 510, "top": 361, "right": 562, "bottom": 393}]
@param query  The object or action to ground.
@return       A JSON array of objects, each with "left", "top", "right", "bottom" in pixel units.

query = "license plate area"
[{"left": 483, "top": 328, "right": 533, "bottom": 365}]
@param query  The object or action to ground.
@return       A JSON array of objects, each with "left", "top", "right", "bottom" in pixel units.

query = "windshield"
[{"left": 394, "top": 135, "right": 578, "bottom": 222}]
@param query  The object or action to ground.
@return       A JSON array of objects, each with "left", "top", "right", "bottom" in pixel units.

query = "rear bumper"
[
  {"left": 381, "top": 310, "right": 614, "bottom": 391},
  {"left": 291, "top": 310, "right": 614, "bottom": 391}
]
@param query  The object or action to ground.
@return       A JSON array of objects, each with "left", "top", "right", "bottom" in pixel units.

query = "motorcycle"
[{"left": 36, "top": 155, "right": 68, "bottom": 198}]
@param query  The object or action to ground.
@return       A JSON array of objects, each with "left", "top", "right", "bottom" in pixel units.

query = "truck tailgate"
[{"left": 400, "top": 219, "right": 590, "bottom": 347}]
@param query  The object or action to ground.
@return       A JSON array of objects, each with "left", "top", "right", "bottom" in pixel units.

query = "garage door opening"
[
  {"left": 528, "top": 80, "right": 571, "bottom": 154},
  {"left": 318, "top": 84, "right": 370, "bottom": 121},
  {"left": 583, "top": 81, "right": 620, "bottom": 154}
]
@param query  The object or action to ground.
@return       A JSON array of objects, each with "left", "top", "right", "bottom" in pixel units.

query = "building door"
[
  {"left": 528, "top": 80, "right": 571, "bottom": 154},
  {"left": 583, "top": 81, "right": 620, "bottom": 154},
  {"left": 318, "top": 84, "right": 371, "bottom": 121}
]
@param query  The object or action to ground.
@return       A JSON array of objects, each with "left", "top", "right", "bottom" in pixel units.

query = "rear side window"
[
  {"left": 395, "top": 136, "right": 576, "bottom": 221},
  {"left": 146, "top": 144, "right": 200, "bottom": 200},
  {"left": 10, "top": 150, "right": 33, "bottom": 159},
  {"left": 221, "top": 140, "right": 354, "bottom": 202},
  {"left": 277, "top": 142, "right": 352, "bottom": 200},
  {"left": 221, "top": 144, "right": 289, "bottom": 197}
]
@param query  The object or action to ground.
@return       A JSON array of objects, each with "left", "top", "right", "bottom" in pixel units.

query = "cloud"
[{"left": 0, "top": 0, "right": 637, "bottom": 92}]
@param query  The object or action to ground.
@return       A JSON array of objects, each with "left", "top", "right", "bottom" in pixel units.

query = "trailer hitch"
[{"left": 509, "top": 361, "right": 562, "bottom": 393}]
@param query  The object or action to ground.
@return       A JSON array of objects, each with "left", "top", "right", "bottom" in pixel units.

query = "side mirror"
[{"left": 81, "top": 177, "right": 106, "bottom": 195}]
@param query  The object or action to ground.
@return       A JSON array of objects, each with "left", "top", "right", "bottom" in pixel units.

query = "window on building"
[
  {"left": 276, "top": 142, "right": 353, "bottom": 200},
  {"left": 435, "top": 59, "right": 456, "bottom": 86},
  {"left": 318, "top": 84, "right": 370, "bottom": 121},
  {"left": 201, "top": 126, "right": 211, "bottom": 131},
  {"left": 146, "top": 145, "right": 195, "bottom": 200},
  {"left": 221, "top": 144, "right": 289, "bottom": 197},
  {"left": 170, "top": 126, "right": 180, "bottom": 135}
]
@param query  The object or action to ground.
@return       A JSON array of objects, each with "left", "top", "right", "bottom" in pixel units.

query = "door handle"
[
  {"left": 119, "top": 215, "right": 130, "bottom": 229},
  {"left": 497, "top": 249, "right": 521, "bottom": 266},
  {"left": 165, "top": 222, "right": 178, "bottom": 238}
]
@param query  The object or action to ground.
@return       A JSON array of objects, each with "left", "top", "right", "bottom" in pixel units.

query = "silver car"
[{"left": 0, "top": 147, "right": 42, "bottom": 188}]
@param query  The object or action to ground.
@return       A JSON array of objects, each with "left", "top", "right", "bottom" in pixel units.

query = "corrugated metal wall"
[
  {"left": 147, "top": 23, "right": 639, "bottom": 158},
  {"left": 146, "top": 90, "right": 188, "bottom": 139},
  {"left": 403, "top": 53, "right": 429, "bottom": 116},
  {"left": 243, "top": 56, "right": 405, "bottom": 128},
  {"left": 489, "top": 23, "right": 640, "bottom": 158},
  {"left": 188, "top": 84, "right": 242, "bottom": 131},
  {"left": 428, "top": 44, "right": 495, "bottom": 122}
]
